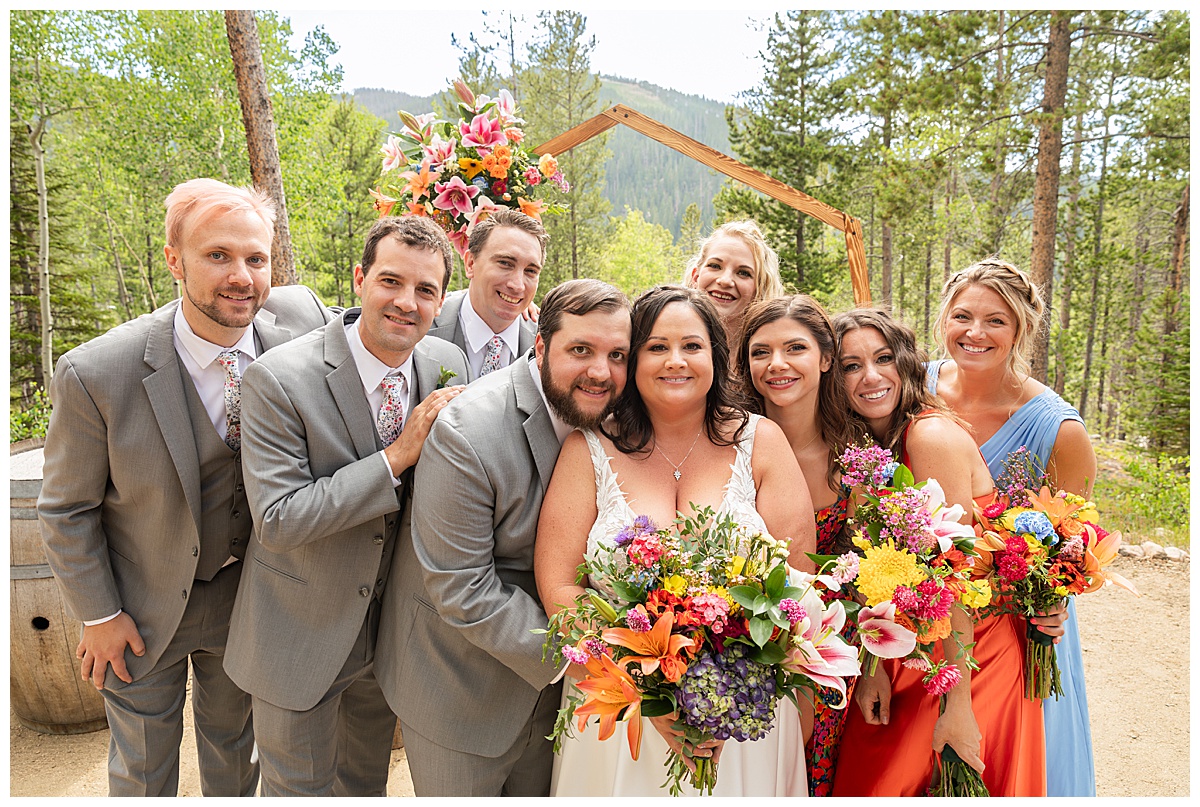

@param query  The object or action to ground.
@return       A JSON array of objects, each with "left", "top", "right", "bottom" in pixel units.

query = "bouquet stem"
[
  {"left": 1025, "top": 621, "right": 1062, "bottom": 701},
  {"left": 927, "top": 696, "right": 990, "bottom": 796},
  {"left": 664, "top": 746, "right": 718, "bottom": 795}
]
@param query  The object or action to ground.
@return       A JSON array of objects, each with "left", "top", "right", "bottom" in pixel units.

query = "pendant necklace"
[
  {"left": 795, "top": 431, "right": 820, "bottom": 455},
  {"left": 654, "top": 431, "right": 702, "bottom": 481}
]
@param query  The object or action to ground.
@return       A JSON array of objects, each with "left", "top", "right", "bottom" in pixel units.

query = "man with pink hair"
[{"left": 38, "top": 178, "right": 332, "bottom": 796}]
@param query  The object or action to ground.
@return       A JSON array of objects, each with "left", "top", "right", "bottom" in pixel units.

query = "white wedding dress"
[{"left": 550, "top": 415, "right": 807, "bottom": 797}]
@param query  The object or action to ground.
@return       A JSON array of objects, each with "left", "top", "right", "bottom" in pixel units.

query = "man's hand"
[
  {"left": 854, "top": 661, "right": 892, "bottom": 724},
  {"left": 77, "top": 612, "right": 145, "bottom": 690},
  {"left": 383, "top": 385, "right": 465, "bottom": 477}
]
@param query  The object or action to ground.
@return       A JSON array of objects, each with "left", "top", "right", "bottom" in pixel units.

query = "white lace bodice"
[{"left": 581, "top": 414, "right": 768, "bottom": 599}]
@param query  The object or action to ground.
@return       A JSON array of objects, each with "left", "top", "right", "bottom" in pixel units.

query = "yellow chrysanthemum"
[
  {"left": 662, "top": 575, "right": 687, "bottom": 596},
  {"left": 855, "top": 542, "right": 925, "bottom": 606},
  {"left": 959, "top": 579, "right": 993, "bottom": 609}
]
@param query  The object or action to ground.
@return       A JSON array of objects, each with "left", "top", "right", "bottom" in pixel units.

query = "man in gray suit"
[
  {"left": 38, "top": 178, "right": 332, "bottom": 796},
  {"left": 223, "top": 215, "right": 468, "bottom": 796},
  {"left": 376, "top": 278, "right": 632, "bottom": 796},
  {"left": 427, "top": 208, "right": 544, "bottom": 381}
]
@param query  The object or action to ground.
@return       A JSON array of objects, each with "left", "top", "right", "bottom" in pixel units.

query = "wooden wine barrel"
[{"left": 10, "top": 443, "right": 108, "bottom": 734}]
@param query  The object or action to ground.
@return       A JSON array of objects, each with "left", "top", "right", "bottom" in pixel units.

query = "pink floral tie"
[
  {"left": 216, "top": 349, "right": 242, "bottom": 451},
  {"left": 377, "top": 375, "right": 406, "bottom": 447},
  {"left": 480, "top": 334, "right": 505, "bottom": 377}
]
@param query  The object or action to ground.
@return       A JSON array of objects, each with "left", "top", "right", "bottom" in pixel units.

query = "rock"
[
  {"left": 1140, "top": 541, "right": 1166, "bottom": 559},
  {"left": 1153, "top": 527, "right": 1167, "bottom": 538},
  {"left": 1163, "top": 546, "right": 1189, "bottom": 562},
  {"left": 1119, "top": 544, "right": 1145, "bottom": 558}
]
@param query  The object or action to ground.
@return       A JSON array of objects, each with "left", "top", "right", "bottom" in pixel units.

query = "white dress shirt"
[
  {"left": 460, "top": 292, "right": 523, "bottom": 378},
  {"left": 346, "top": 318, "right": 413, "bottom": 488}
]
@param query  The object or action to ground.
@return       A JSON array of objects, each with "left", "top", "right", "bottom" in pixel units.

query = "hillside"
[{"left": 352, "top": 77, "right": 732, "bottom": 239}]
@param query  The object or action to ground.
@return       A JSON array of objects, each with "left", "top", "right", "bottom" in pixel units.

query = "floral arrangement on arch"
[
  {"left": 371, "top": 80, "right": 570, "bottom": 256},
  {"left": 539, "top": 506, "right": 859, "bottom": 795}
]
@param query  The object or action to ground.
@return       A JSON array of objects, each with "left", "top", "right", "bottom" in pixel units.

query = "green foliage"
[
  {"left": 595, "top": 207, "right": 680, "bottom": 298},
  {"left": 10, "top": 385, "right": 52, "bottom": 443},
  {"left": 1092, "top": 443, "right": 1190, "bottom": 548}
]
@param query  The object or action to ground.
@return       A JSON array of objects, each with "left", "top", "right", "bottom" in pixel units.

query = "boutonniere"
[{"left": 436, "top": 366, "right": 459, "bottom": 389}]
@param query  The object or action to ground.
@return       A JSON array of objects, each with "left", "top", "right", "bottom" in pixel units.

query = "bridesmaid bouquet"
[
  {"left": 539, "top": 507, "right": 859, "bottom": 795},
  {"left": 827, "top": 444, "right": 988, "bottom": 692},
  {"left": 973, "top": 448, "right": 1138, "bottom": 700},
  {"left": 372, "top": 80, "right": 569, "bottom": 256}
]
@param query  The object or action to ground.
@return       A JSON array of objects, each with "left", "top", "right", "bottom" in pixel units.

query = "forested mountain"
[{"left": 352, "top": 76, "right": 731, "bottom": 239}]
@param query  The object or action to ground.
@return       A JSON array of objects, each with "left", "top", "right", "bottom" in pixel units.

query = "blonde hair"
[
  {"left": 935, "top": 257, "right": 1045, "bottom": 379},
  {"left": 684, "top": 219, "right": 785, "bottom": 305},
  {"left": 164, "top": 178, "right": 276, "bottom": 247}
]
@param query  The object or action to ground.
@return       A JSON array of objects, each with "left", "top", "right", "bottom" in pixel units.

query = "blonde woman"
[{"left": 684, "top": 220, "right": 785, "bottom": 342}]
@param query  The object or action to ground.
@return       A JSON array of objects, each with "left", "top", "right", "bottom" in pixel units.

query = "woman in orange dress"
[{"left": 828, "top": 309, "right": 1046, "bottom": 797}]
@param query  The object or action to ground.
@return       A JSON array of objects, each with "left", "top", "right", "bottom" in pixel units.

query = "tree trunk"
[
  {"left": 985, "top": 10, "right": 1008, "bottom": 253},
  {"left": 1164, "top": 182, "right": 1188, "bottom": 337},
  {"left": 879, "top": 109, "right": 893, "bottom": 305},
  {"left": 1056, "top": 112, "right": 1084, "bottom": 395},
  {"left": 225, "top": 10, "right": 296, "bottom": 286},
  {"left": 943, "top": 169, "right": 955, "bottom": 282},
  {"left": 1028, "top": 11, "right": 1074, "bottom": 384},
  {"left": 28, "top": 118, "right": 54, "bottom": 384}
]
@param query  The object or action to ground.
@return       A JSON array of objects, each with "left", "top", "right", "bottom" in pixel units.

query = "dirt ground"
[{"left": 7, "top": 556, "right": 1188, "bottom": 797}]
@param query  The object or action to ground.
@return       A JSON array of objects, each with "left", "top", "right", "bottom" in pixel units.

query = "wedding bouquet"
[
  {"left": 828, "top": 444, "right": 990, "bottom": 797},
  {"left": 973, "top": 448, "right": 1138, "bottom": 700},
  {"left": 372, "top": 80, "right": 569, "bottom": 256},
  {"left": 540, "top": 507, "right": 859, "bottom": 795}
]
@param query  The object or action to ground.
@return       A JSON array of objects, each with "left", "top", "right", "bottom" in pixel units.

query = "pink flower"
[
  {"left": 921, "top": 479, "right": 976, "bottom": 553},
  {"left": 447, "top": 228, "right": 471, "bottom": 258},
  {"left": 856, "top": 601, "right": 918, "bottom": 659},
  {"left": 421, "top": 134, "right": 457, "bottom": 168},
  {"left": 403, "top": 112, "right": 437, "bottom": 141},
  {"left": 495, "top": 89, "right": 521, "bottom": 123},
  {"left": 466, "top": 196, "right": 504, "bottom": 230},
  {"left": 380, "top": 135, "right": 405, "bottom": 172},
  {"left": 460, "top": 113, "right": 508, "bottom": 151},
  {"left": 982, "top": 500, "right": 1006, "bottom": 519},
  {"left": 690, "top": 593, "right": 731, "bottom": 631},
  {"left": 625, "top": 606, "right": 652, "bottom": 633},
  {"left": 923, "top": 662, "right": 962, "bottom": 695},
  {"left": 628, "top": 533, "right": 665, "bottom": 567},
  {"left": 504, "top": 127, "right": 525, "bottom": 145},
  {"left": 893, "top": 579, "right": 954, "bottom": 621},
  {"left": 432, "top": 175, "right": 480, "bottom": 216},
  {"left": 524, "top": 166, "right": 542, "bottom": 186},
  {"left": 778, "top": 598, "right": 807, "bottom": 625},
  {"left": 551, "top": 170, "right": 571, "bottom": 193},
  {"left": 902, "top": 656, "right": 932, "bottom": 672},
  {"left": 1005, "top": 535, "right": 1029, "bottom": 554},
  {"left": 780, "top": 586, "right": 860, "bottom": 707},
  {"left": 998, "top": 554, "right": 1029, "bottom": 582},
  {"left": 562, "top": 644, "right": 589, "bottom": 665},
  {"left": 830, "top": 552, "right": 859, "bottom": 584}
]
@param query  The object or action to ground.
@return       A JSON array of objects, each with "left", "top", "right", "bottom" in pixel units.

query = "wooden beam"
[
  {"left": 843, "top": 215, "right": 871, "bottom": 305},
  {"left": 532, "top": 112, "right": 620, "bottom": 158}
]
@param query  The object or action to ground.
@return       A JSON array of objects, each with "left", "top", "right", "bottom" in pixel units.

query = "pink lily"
[
  {"left": 421, "top": 134, "right": 457, "bottom": 168},
  {"left": 380, "top": 135, "right": 405, "bottom": 173},
  {"left": 921, "top": 478, "right": 976, "bottom": 552},
  {"left": 460, "top": 113, "right": 508, "bottom": 151},
  {"left": 494, "top": 88, "right": 523, "bottom": 124},
  {"left": 431, "top": 175, "right": 480, "bottom": 217},
  {"left": 856, "top": 601, "right": 917, "bottom": 659},
  {"left": 447, "top": 228, "right": 471, "bottom": 258},
  {"left": 467, "top": 196, "right": 504, "bottom": 229},
  {"left": 780, "top": 586, "right": 860, "bottom": 707}
]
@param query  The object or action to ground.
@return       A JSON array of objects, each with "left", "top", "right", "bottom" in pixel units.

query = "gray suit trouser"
[
  {"left": 101, "top": 561, "right": 257, "bottom": 797},
  {"left": 399, "top": 680, "right": 560, "bottom": 797},
  {"left": 251, "top": 597, "right": 397, "bottom": 796}
]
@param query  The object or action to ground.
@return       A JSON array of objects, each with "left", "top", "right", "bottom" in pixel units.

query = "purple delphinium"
[
  {"left": 676, "top": 644, "right": 777, "bottom": 742},
  {"left": 614, "top": 515, "right": 658, "bottom": 547}
]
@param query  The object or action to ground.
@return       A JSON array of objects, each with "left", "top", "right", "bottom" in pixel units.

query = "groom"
[{"left": 376, "top": 278, "right": 631, "bottom": 796}]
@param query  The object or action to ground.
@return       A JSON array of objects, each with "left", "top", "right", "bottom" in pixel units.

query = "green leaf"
[
  {"left": 749, "top": 616, "right": 775, "bottom": 646},
  {"left": 779, "top": 586, "right": 806, "bottom": 600},
  {"left": 768, "top": 609, "right": 792, "bottom": 630},
  {"left": 610, "top": 580, "right": 645, "bottom": 604},
  {"left": 892, "top": 463, "right": 915, "bottom": 488},
  {"left": 765, "top": 563, "right": 787, "bottom": 598},
  {"left": 751, "top": 642, "right": 787, "bottom": 665},
  {"left": 639, "top": 697, "right": 675, "bottom": 718},
  {"left": 752, "top": 595, "right": 773, "bottom": 615},
  {"left": 728, "top": 585, "right": 761, "bottom": 609},
  {"left": 587, "top": 591, "right": 619, "bottom": 624},
  {"left": 808, "top": 552, "right": 839, "bottom": 568}
]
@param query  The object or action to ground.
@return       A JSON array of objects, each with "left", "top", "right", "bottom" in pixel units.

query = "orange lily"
[
  {"left": 400, "top": 159, "right": 438, "bottom": 199},
  {"left": 406, "top": 200, "right": 429, "bottom": 217},
  {"left": 1028, "top": 486, "right": 1082, "bottom": 528},
  {"left": 574, "top": 653, "right": 644, "bottom": 760},
  {"left": 518, "top": 197, "right": 546, "bottom": 220},
  {"left": 369, "top": 188, "right": 396, "bottom": 217},
  {"left": 1081, "top": 525, "right": 1139, "bottom": 595},
  {"left": 603, "top": 611, "right": 695, "bottom": 682}
]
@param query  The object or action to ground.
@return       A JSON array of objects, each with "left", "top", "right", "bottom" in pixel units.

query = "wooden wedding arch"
[{"left": 533, "top": 104, "right": 871, "bottom": 305}]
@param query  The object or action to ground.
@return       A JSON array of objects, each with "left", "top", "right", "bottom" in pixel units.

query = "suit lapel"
[
  {"left": 326, "top": 309, "right": 383, "bottom": 460},
  {"left": 141, "top": 302, "right": 203, "bottom": 530},
  {"left": 252, "top": 305, "right": 291, "bottom": 353},
  {"left": 517, "top": 319, "right": 535, "bottom": 357},
  {"left": 512, "top": 359, "right": 559, "bottom": 492},
  {"left": 409, "top": 341, "right": 439, "bottom": 409}
]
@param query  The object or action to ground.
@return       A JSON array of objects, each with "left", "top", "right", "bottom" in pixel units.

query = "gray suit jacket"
[
  {"left": 427, "top": 289, "right": 536, "bottom": 382},
  {"left": 375, "top": 355, "right": 563, "bottom": 758},
  {"left": 37, "top": 285, "right": 331, "bottom": 686},
  {"left": 223, "top": 308, "right": 468, "bottom": 711}
]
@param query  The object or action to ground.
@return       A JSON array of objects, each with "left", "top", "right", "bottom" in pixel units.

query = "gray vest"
[{"left": 177, "top": 360, "right": 253, "bottom": 581}]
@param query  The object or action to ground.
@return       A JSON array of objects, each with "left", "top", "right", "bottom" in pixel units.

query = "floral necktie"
[
  {"left": 377, "top": 375, "right": 406, "bottom": 447},
  {"left": 480, "top": 334, "right": 505, "bottom": 377},
  {"left": 216, "top": 349, "right": 242, "bottom": 451}
]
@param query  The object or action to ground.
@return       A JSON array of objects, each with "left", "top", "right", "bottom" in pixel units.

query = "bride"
[{"left": 534, "top": 285, "right": 817, "bottom": 797}]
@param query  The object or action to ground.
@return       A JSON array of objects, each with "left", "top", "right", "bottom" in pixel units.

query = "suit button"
[
  {"left": 232, "top": 510, "right": 241, "bottom": 519},
  {"left": 376, "top": 578, "right": 384, "bottom": 588},
  {"left": 235, "top": 484, "right": 244, "bottom": 493},
  {"left": 192, "top": 546, "right": 198, "bottom": 557},
  {"left": 373, "top": 535, "right": 384, "bottom": 545},
  {"left": 359, "top": 587, "right": 370, "bottom": 597},
  {"left": 231, "top": 537, "right": 240, "bottom": 545},
  {"left": 182, "top": 590, "right": 188, "bottom": 600}
]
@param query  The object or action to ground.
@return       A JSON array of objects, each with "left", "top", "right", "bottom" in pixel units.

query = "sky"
[{"left": 282, "top": 4, "right": 779, "bottom": 104}]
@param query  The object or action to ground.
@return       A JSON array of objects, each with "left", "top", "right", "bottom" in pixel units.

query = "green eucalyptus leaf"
[
  {"left": 728, "top": 585, "right": 761, "bottom": 609},
  {"left": 893, "top": 463, "right": 915, "bottom": 488},
  {"left": 749, "top": 616, "right": 775, "bottom": 646}
]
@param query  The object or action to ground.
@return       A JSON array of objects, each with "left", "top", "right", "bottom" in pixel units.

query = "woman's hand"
[
  {"left": 853, "top": 661, "right": 892, "bottom": 725},
  {"left": 522, "top": 300, "right": 540, "bottom": 323},
  {"left": 648, "top": 714, "right": 723, "bottom": 773},
  {"left": 1030, "top": 600, "right": 1070, "bottom": 644},
  {"left": 932, "top": 696, "right": 984, "bottom": 773}
]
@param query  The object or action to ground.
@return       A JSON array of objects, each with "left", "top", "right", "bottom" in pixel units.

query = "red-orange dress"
[{"left": 830, "top": 424, "right": 1046, "bottom": 797}]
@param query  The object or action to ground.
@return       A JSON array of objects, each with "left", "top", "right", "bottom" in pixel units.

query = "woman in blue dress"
[{"left": 928, "top": 257, "right": 1098, "bottom": 797}]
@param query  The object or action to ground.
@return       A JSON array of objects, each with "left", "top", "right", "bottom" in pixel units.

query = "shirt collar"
[
  {"left": 460, "top": 291, "right": 523, "bottom": 356},
  {"left": 528, "top": 354, "right": 574, "bottom": 445},
  {"left": 346, "top": 317, "right": 414, "bottom": 397},
  {"left": 173, "top": 303, "right": 258, "bottom": 368}
]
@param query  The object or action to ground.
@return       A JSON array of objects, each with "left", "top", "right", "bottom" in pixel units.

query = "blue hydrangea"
[
  {"left": 1014, "top": 511, "right": 1057, "bottom": 545},
  {"left": 676, "top": 644, "right": 777, "bottom": 742}
]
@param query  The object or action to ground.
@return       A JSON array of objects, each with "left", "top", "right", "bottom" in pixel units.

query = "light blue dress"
[{"left": 927, "top": 360, "right": 1095, "bottom": 797}]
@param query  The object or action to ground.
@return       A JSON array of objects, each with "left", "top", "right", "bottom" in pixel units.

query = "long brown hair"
[
  {"left": 604, "top": 285, "right": 749, "bottom": 454},
  {"left": 738, "top": 295, "right": 864, "bottom": 491},
  {"left": 831, "top": 308, "right": 957, "bottom": 453}
]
